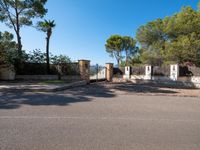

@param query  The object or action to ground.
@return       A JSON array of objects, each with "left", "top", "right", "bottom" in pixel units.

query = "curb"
[
  {"left": 116, "top": 92, "right": 200, "bottom": 98},
  {"left": 53, "top": 80, "right": 87, "bottom": 92}
]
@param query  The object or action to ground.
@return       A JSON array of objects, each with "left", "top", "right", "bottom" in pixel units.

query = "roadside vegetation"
[
  {"left": 0, "top": 0, "right": 70, "bottom": 74},
  {"left": 1, "top": 1, "right": 200, "bottom": 72},
  {"left": 105, "top": 2, "right": 200, "bottom": 67}
]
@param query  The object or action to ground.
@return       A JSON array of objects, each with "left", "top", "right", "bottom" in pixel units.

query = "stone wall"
[
  {"left": 130, "top": 75, "right": 171, "bottom": 81},
  {"left": 0, "top": 59, "right": 90, "bottom": 83},
  {"left": 0, "top": 65, "right": 15, "bottom": 80},
  {"left": 117, "top": 65, "right": 200, "bottom": 88},
  {"left": 178, "top": 76, "right": 200, "bottom": 88}
]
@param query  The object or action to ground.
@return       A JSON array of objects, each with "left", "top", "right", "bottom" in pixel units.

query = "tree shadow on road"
[
  {"left": 0, "top": 83, "right": 115, "bottom": 109},
  {"left": 0, "top": 82, "right": 183, "bottom": 110}
]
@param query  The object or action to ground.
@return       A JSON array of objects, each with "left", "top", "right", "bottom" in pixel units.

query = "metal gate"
[{"left": 90, "top": 64, "right": 106, "bottom": 81}]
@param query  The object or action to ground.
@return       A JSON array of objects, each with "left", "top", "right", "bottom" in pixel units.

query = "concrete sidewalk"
[{"left": 0, "top": 80, "right": 87, "bottom": 92}]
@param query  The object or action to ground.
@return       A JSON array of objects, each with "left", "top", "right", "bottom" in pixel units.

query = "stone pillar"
[
  {"left": 170, "top": 64, "right": 179, "bottom": 81},
  {"left": 125, "top": 66, "right": 131, "bottom": 79},
  {"left": 78, "top": 60, "right": 90, "bottom": 84},
  {"left": 105, "top": 63, "right": 113, "bottom": 82},
  {"left": 145, "top": 65, "right": 152, "bottom": 80},
  {"left": 0, "top": 65, "right": 15, "bottom": 80}
]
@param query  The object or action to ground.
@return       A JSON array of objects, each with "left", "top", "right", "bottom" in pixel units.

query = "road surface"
[{"left": 0, "top": 83, "right": 200, "bottom": 150}]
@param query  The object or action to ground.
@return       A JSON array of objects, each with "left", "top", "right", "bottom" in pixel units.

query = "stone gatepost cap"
[{"left": 78, "top": 59, "right": 90, "bottom": 62}]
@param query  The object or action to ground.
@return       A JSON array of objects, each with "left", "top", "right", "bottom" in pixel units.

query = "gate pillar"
[
  {"left": 145, "top": 65, "right": 152, "bottom": 80},
  {"left": 105, "top": 63, "right": 113, "bottom": 82},
  {"left": 125, "top": 66, "right": 131, "bottom": 79},
  {"left": 170, "top": 64, "right": 179, "bottom": 81},
  {"left": 78, "top": 60, "right": 90, "bottom": 84}
]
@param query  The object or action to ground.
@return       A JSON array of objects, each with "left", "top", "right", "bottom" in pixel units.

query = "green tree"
[
  {"left": 165, "top": 33, "right": 200, "bottom": 65},
  {"left": 0, "top": 31, "right": 16, "bottom": 50},
  {"left": 0, "top": 0, "right": 47, "bottom": 54},
  {"left": 136, "top": 4, "right": 200, "bottom": 66},
  {"left": 136, "top": 19, "right": 165, "bottom": 50},
  {"left": 51, "top": 54, "right": 71, "bottom": 64},
  {"left": 164, "top": 6, "right": 200, "bottom": 65},
  {"left": 130, "top": 55, "right": 142, "bottom": 66},
  {"left": 136, "top": 19, "right": 166, "bottom": 65},
  {"left": 0, "top": 31, "right": 17, "bottom": 65},
  {"left": 37, "top": 19, "right": 56, "bottom": 73},
  {"left": 164, "top": 6, "right": 200, "bottom": 39},
  {"left": 27, "top": 49, "right": 46, "bottom": 63},
  {"left": 105, "top": 35, "right": 124, "bottom": 67},
  {"left": 122, "top": 36, "right": 138, "bottom": 65}
]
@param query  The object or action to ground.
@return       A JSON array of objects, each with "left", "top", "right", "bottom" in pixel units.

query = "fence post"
[
  {"left": 170, "top": 64, "right": 179, "bottom": 81},
  {"left": 105, "top": 63, "right": 113, "bottom": 82},
  {"left": 145, "top": 65, "right": 152, "bottom": 80},
  {"left": 78, "top": 60, "right": 90, "bottom": 84},
  {"left": 125, "top": 66, "right": 131, "bottom": 79}
]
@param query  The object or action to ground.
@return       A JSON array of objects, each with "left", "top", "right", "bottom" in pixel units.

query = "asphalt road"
[{"left": 0, "top": 83, "right": 200, "bottom": 150}]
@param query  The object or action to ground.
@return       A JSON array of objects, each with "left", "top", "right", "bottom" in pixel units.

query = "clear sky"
[{"left": 0, "top": 0, "right": 199, "bottom": 65}]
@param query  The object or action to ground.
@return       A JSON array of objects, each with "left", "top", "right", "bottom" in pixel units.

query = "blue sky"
[{"left": 0, "top": 0, "right": 199, "bottom": 65}]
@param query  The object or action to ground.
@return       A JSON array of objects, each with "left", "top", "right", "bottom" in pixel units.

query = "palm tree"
[{"left": 38, "top": 20, "right": 56, "bottom": 74}]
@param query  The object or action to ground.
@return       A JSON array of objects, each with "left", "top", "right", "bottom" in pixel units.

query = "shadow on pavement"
[
  {"left": 0, "top": 83, "right": 115, "bottom": 109},
  {"left": 0, "top": 82, "right": 179, "bottom": 109}
]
